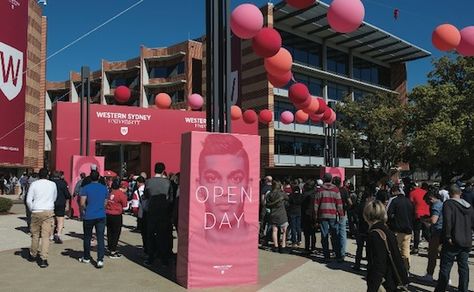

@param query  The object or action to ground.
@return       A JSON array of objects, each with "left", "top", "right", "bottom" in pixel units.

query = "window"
[
  {"left": 353, "top": 89, "right": 371, "bottom": 102},
  {"left": 281, "top": 31, "right": 322, "bottom": 69},
  {"left": 328, "top": 82, "right": 349, "bottom": 101},
  {"left": 275, "top": 134, "right": 326, "bottom": 157},
  {"left": 327, "top": 47, "right": 348, "bottom": 76},
  {"left": 171, "top": 90, "right": 185, "bottom": 103},
  {"left": 149, "top": 61, "right": 185, "bottom": 78},
  {"left": 274, "top": 101, "right": 296, "bottom": 121},
  {"left": 353, "top": 57, "right": 391, "bottom": 87},
  {"left": 293, "top": 73, "right": 323, "bottom": 97}
]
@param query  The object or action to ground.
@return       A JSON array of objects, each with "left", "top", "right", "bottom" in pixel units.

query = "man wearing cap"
[{"left": 314, "top": 173, "right": 344, "bottom": 262}]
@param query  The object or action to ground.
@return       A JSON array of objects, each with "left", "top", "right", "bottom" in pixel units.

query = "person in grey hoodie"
[{"left": 435, "top": 184, "right": 474, "bottom": 292}]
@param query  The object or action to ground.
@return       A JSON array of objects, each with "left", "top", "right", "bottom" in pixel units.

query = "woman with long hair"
[
  {"left": 364, "top": 200, "right": 409, "bottom": 292},
  {"left": 266, "top": 180, "right": 289, "bottom": 253}
]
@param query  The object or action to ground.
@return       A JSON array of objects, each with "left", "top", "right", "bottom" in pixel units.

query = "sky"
[{"left": 43, "top": 0, "right": 474, "bottom": 90}]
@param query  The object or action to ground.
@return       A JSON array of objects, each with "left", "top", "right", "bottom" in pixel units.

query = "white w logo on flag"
[{"left": 0, "top": 41, "right": 24, "bottom": 101}]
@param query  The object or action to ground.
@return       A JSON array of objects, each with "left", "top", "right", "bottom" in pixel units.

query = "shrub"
[{"left": 0, "top": 197, "right": 13, "bottom": 213}]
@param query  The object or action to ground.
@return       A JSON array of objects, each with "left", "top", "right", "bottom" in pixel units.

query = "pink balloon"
[
  {"left": 327, "top": 0, "right": 365, "bottom": 33},
  {"left": 280, "top": 111, "right": 294, "bottom": 125},
  {"left": 231, "top": 4, "right": 264, "bottom": 39},
  {"left": 187, "top": 93, "right": 204, "bottom": 110},
  {"left": 457, "top": 26, "right": 474, "bottom": 57}
]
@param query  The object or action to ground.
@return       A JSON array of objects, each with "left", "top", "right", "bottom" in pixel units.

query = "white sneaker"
[
  {"left": 78, "top": 257, "right": 90, "bottom": 264},
  {"left": 448, "top": 279, "right": 452, "bottom": 286},
  {"left": 96, "top": 260, "right": 104, "bottom": 269}
]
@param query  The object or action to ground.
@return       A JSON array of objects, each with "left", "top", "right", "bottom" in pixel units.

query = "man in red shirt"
[{"left": 409, "top": 182, "right": 430, "bottom": 254}]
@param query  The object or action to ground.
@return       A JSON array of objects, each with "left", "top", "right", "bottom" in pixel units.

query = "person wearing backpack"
[{"left": 364, "top": 200, "right": 409, "bottom": 292}]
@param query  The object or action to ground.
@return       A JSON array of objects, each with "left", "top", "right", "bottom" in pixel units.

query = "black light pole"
[
  {"left": 206, "top": 0, "right": 231, "bottom": 133},
  {"left": 80, "top": 66, "right": 91, "bottom": 156}
]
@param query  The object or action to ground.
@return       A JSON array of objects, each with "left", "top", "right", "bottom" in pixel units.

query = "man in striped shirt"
[{"left": 314, "top": 173, "right": 344, "bottom": 262}]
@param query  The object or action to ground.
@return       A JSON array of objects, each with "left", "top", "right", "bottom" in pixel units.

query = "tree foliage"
[
  {"left": 336, "top": 93, "right": 409, "bottom": 174},
  {"left": 407, "top": 55, "right": 474, "bottom": 183}
]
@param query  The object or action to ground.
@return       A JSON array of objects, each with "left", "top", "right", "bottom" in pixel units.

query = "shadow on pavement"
[
  {"left": 13, "top": 248, "right": 30, "bottom": 261},
  {"left": 14, "top": 226, "right": 30, "bottom": 234}
]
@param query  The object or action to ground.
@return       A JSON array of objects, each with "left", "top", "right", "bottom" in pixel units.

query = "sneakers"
[
  {"left": 410, "top": 248, "right": 419, "bottom": 255},
  {"left": 108, "top": 252, "right": 122, "bottom": 259},
  {"left": 448, "top": 279, "right": 452, "bottom": 286},
  {"left": 39, "top": 259, "right": 49, "bottom": 268},
  {"left": 78, "top": 257, "right": 91, "bottom": 264},
  {"left": 144, "top": 258, "right": 154, "bottom": 267},
  {"left": 54, "top": 235, "right": 63, "bottom": 244},
  {"left": 27, "top": 254, "right": 37, "bottom": 262},
  {"left": 96, "top": 260, "right": 104, "bottom": 269},
  {"left": 421, "top": 274, "right": 434, "bottom": 282}
]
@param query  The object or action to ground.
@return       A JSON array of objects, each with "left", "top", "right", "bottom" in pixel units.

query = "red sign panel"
[
  {"left": 177, "top": 132, "right": 260, "bottom": 288},
  {"left": 0, "top": 0, "right": 28, "bottom": 164}
]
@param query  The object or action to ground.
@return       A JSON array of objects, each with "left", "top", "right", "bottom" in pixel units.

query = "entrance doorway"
[{"left": 95, "top": 142, "right": 151, "bottom": 178}]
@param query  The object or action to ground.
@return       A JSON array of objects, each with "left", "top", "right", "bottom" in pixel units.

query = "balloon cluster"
[
  {"left": 432, "top": 24, "right": 474, "bottom": 57},
  {"left": 229, "top": 2, "right": 337, "bottom": 126}
]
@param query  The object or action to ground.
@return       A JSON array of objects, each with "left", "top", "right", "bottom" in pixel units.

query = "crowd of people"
[
  {"left": 18, "top": 163, "right": 474, "bottom": 291},
  {"left": 259, "top": 174, "right": 474, "bottom": 292}
]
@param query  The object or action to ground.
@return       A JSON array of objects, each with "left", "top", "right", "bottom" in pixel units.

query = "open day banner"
[
  {"left": 0, "top": 0, "right": 27, "bottom": 164},
  {"left": 177, "top": 132, "right": 260, "bottom": 288}
]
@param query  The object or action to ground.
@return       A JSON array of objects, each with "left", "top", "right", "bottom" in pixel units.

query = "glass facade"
[
  {"left": 274, "top": 100, "right": 323, "bottom": 126},
  {"left": 353, "top": 57, "right": 391, "bottom": 87},
  {"left": 327, "top": 47, "right": 348, "bottom": 76},
  {"left": 327, "top": 82, "right": 349, "bottom": 101},
  {"left": 293, "top": 73, "right": 323, "bottom": 96},
  {"left": 275, "top": 134, "right": 325, "bottom": 157},
  {"left": 281, "top": 31, "right": 322, "bottom": 69}
]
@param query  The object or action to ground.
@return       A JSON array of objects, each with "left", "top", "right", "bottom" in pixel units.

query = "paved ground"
[{"left": 0, "top": 200, "right": 473, "bottom": 292}]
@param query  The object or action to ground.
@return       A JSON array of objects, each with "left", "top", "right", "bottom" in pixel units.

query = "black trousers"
[
  {"left": 303, "top": 225, "right": 316, "bottom": 251},
  {"left": 140, "top": 212, "right": 148, "bottom": 254},
  {"left": 146, "top": 196, "right": 172, "bottom": 263},
  {"left": 106, "top": 214, "right": 122, "bottom": 252},
  {"left": 413, "top": 217, "right": 430, "bottom": 249}
]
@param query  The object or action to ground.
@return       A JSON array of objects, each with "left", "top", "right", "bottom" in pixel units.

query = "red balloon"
[
  {"left": 252, "top": 28, "right": 282, "bottom": 58},
  {"left": 114, "top": 86, "right": 131, "bottom": 103},
  {"left": 295, "top": 110, "right": 309, "bottom": 123},
  {"left": 315, "top": 98, "right": 328, "bottom": 114},
  {"left": 303, "top": 97, "right": 320, "bottom": 114},
  {"left": 295, "top": 96, "right": 311, "bottom": 109},
  {"left": 289, "top": 83, "right": 310, "bottom": 104},
  {"left": 322, "top": 108, "right": 333, "bottom": 121},
  {"left": 432, "top": 24, "right": 461, "bottom": 52},
  {"left": 155, "top": 93, "right": 172, "bottom": 109},
  {"left": 243, "top": 109, "right": 258, "bottom": 124},
  {"left": 259, "top": 109, "right": 273, "bottom": 124},
  {"left": 267, "top": 71, "right": 292, "bottom": 88},
  {"left": 264, "top": 48, "right": 293, "bottom": 76},
  {"left": 310, "top": 112, "right": 324, "bottom": 123},
  {"left": 325, "top": 110, "right": 337, "bottom": 125},
  {"left": 286, "top": 0, "right": 316, "bottom": 9}
]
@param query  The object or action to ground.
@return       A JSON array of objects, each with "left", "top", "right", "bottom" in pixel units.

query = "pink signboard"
[
  {"left": 177, "top": 132, "right": 260, "bottom": 288},
  {"left": 320, "top": 166, "right": 345, "bottom": 186},
  {"left": 69, "top": 155, "right": 104, "bottom": 217}
]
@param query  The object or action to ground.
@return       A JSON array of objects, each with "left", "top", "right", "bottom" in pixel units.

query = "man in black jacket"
[
  {"left": 51, "top": 170, "right": 71, "bottom": 244},
  {"left": 387, "top": 185, "right": 413, "bottom": 271},
  {"left": 435, "top": 184, "right": 474, "bottom": 292}
]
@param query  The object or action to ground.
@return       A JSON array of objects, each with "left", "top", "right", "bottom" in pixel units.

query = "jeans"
[
  {"left": 320, "top": 219, "right": 340, "bottom": 259},
  {"left": 413, "top": 217, "right": 430, "bottom": 249},
  {"left": 355, "top": 233, "right": 367, "bottom": 267},
  {"left": 435, "top": 244, "right": 470, "bottom": 292},
  {"left": 289, "top": 215, "right": 302, "bottom": 244},
  {"left": 337, "top": 216, "right": 347, "bottom": 259},
  {"left": 83, "top": 217, "right": 106, "bottom": 261}
]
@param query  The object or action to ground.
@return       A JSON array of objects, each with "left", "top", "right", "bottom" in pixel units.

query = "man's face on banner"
[{"left": 198, "top": 153, "right": 249, "bottom": 224}]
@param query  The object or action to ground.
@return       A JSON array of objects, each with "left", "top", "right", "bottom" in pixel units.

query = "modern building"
[
  {"left": 0, "top": 0, "right": 46, "bottom": 173},
  {"left": 237, "top": 1, "right": 430, "bottom": 180},
  {"left": 46, "top": 1, "right": 430, "bottom": 181},
  {"left": 45, "top": 40, "right": 203, "bottom": 169}
]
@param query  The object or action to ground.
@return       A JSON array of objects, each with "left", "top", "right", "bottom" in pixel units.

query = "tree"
[
  {"left": 407, "top": 54, "right": 474, "bottom": 184},
  {"left": 336, "top": 93, "right": 409, "bottom": 177}
]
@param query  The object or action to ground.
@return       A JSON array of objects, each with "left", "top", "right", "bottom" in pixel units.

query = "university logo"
[
  {"left": 8, "top": 0, "right": 20, "bottom": 9},
  {"left": 120, "top": 127, "right": 128, "bottom": 136},
  {"left": 213, "top": 265, "right": 232, "bottom": 275},
  {"left": 0, "top": 41, "right": 23, "bottom": 101}
]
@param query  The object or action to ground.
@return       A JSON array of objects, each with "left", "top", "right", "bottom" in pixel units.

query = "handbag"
[{"left": 372, "top": 229, "right": 409, "bottom": 292}]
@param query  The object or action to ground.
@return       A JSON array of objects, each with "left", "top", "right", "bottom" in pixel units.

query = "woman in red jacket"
[{"left": 105, "top": 179, "right": 128, "bottom": 258}]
